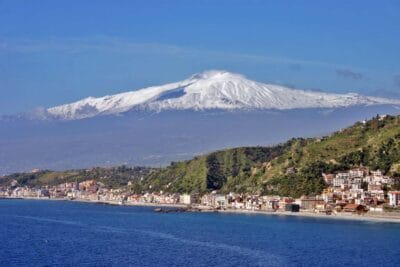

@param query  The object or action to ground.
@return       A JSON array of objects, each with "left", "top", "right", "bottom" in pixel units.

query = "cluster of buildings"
[
  {"left": 0, "top": 180, "right": 120, "bottom": 203},
  {"left": 1, "top": 167, "right": 400, "bottom": 214},
  {"left": 321, "top": 168, "right": 400, "bottom": 212}
]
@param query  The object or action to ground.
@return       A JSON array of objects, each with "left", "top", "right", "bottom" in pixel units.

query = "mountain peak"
[
  {"left": 189, "top": 70, "right": 243, "bottom": 80},
  {"left": 46, "top": 70, "right": 400, "bottom": 120}
]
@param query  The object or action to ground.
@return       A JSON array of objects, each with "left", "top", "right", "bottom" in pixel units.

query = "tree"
[{"left": 206, "top": 154, "right": 225, "bottom": 190}]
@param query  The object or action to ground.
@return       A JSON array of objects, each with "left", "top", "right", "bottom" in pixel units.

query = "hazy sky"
[{"left": 1, "top": 0, "right": 400, "bottom": 114}]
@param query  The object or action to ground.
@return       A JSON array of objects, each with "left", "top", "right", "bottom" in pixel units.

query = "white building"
[
  {"left": 388, "top": 191, "right": 400, "bottom": 207},
  {"left": 351, "top": 183, "right": 362, "bottom": 190},
  {"left": 333, "top": 177, "right": 345, "bottom": 187},
  {"left": 179, "top": 194, "right": 197, "bottom": 205},
  {"left": 214, "top": 195, "right": 227, "bottom": 208},
  {"left": 349, "top": 169, "right": 365, "bottom": 178}
]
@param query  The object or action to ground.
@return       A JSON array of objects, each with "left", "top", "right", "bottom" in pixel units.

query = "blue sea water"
[{"left": 1, "top": 200, "right": 400, "bottom": 267}]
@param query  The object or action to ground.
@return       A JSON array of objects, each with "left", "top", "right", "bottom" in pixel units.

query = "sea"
[{"left": 1, "top": 199, "right": 400, "bottom": 267}]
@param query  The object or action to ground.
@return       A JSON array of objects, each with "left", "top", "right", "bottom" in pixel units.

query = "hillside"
[
  {"left": 0, "top": 145, "right": 290, "bottom": 194},
  {"left": 3, "top": 115, "right": 400, "bottom": 198},
  {"left": 261, "top": 115, "right": 400, "bottom": 197},
  {"left": 133, "top": 145, "right": 292, "bottom": 194},
  {"left": 130, "top": 115, "right": 400, "bottom": 197},
  {"left": 266, "top": 115, "right": 400, "bottom": 177},
  {"left": 0, "top": 166, "right": 154, "bottom": 189}
]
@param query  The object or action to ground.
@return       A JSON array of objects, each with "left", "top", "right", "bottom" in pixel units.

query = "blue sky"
[{"left": 1, "top": 0, "right": 400, "bottom": 114}]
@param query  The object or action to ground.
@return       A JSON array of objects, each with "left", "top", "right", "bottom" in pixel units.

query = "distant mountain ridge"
[{"left": 46, "top": 70, "right": 400, "bottom": 120}]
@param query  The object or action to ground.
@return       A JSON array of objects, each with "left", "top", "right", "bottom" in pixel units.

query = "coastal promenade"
[{"left": 3, "top": 196, "right": 400, "bottom": 224}]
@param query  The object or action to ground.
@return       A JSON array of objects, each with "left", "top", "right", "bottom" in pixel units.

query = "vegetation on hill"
[
  {"left": 0, "top": 166, "right": 154, "bottom": 189},
  {"left": 133, "top": 145, "right": 292, "bottom": 195},
  {"left": 264, "top": 115, "right": 400, "bottom": 197},
  {"left": 135, "top": 114, "right": 400, "bottom": 197}
]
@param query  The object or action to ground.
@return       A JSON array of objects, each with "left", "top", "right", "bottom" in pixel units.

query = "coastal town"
[{"left": 1, "top": 167, "right": 400, "bottom": 219}]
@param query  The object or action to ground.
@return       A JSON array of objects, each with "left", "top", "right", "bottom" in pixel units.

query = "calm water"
[{"left": 1, "top": 200, "right": 400, "bottom": 266}]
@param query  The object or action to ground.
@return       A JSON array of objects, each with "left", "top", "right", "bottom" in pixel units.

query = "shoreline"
[
  {"left": 217, "top": 208, "right": 400, "bottom": 224},
  {"left": 3, "top": 197, "right": 400, "bottom": 224}
]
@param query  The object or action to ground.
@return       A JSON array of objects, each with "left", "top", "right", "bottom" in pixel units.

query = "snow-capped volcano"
[{"left": 47, "top": 70, "right": 400, "bottom": 120}]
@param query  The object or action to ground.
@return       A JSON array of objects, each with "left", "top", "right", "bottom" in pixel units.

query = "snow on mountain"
[{"left": 47, "top": 70, "right": 400, "bottom": 120}]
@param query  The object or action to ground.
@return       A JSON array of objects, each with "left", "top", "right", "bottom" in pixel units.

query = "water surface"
[{"left": 1, "top": 199, "right": 399, "bottom": 266}]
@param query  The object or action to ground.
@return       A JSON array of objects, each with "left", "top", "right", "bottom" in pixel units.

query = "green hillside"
[
  {"left": 132, "top": 115, "right": 400, "bottom": 197},
  {"left": 133, "top": 144, "right": 292, "bottom": 194},
  {"left": 0, "top": 166, "right": 154, "bottom": 189},
  {"left": 264, "top": 115, "right": 400, "bottom": 197},
  {"left": 266, "top": 115, "right": 400, "bottom": 178}
]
